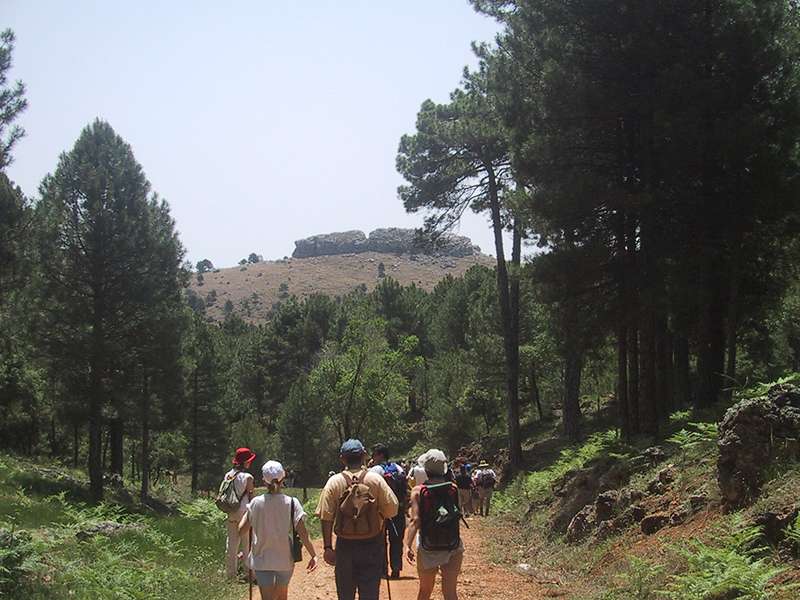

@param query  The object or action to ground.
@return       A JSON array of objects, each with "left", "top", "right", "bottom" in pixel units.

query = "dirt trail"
[{"left": 241, "top": 516, "right": 550, "bottom": 600}]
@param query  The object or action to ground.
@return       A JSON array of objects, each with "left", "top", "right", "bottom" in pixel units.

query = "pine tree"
[{"left": 33, "top": 120, "right": 187, "bottom": 499}]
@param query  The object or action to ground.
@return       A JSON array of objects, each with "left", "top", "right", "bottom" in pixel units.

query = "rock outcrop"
[
  {"left": 292, "top": 230, "right": 368, "bottom": 258},
  {"left": 292, "top": 228, "right": 481, "bottom": 258},
  {"left": 717, "top": 383, "right": 800, "bottom": 504}
]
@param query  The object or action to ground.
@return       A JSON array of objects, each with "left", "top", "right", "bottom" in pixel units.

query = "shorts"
[
  {"left": 254, "top": 568, "right": 294, "bottom": 586},
  {"left": 417, "top": 548, "right": 463, "bottom": 576}
]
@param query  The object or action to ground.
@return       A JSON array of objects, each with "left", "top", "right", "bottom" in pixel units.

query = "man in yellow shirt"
[{"left": 316, "top": 439, "right": 399, "bottom": 600}]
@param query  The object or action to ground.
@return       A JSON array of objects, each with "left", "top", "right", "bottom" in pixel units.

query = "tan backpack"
[{"left": 334, "top": 470, "right": 383, "bottom": 539}]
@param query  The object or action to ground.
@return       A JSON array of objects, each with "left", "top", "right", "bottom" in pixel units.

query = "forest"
[{"left": 3, "top": 0, "right": 800, "bottom": 508}]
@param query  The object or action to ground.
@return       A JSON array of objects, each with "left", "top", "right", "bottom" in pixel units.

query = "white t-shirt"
[
  {"left": 247, "top": 493, "right": 306, "bottom": 571},
  {"left": 369, "top": 462, "right": 405, "bottom": 476},
  {"left": 410, "top": 465, "right": 428, "bottom": 486}
]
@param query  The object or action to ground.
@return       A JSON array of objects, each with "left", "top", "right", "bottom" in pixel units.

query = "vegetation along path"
[{"left": 240, "top": 516, "right": 547, "bottom": 600}]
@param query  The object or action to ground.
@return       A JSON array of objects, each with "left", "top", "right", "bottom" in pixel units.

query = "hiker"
[
  {"left": 369, "top": 443, "right": 408, "bottom": 579},
  {"left": 315, "top": 439, "right": 399, "bottom": 600},
  {"left": 225, "top": 447, "right": 256, "bottom": 580},
  {"left": 475, "top": 461, "right": 497, "bottom": 517},
  {"left": 408, "top": 452, "right": 429, "bottom": 488},
  {"left": 454, "top": 464, "right": 473, "bottom": 517},
  {"left": 238, "top": 460, "right": 318, "bottom": 600},
  {"left": 404, "top": 449, "right": 464, "bottom": 600}
]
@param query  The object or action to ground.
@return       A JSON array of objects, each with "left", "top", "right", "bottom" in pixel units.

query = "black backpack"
[{"left": 419, "top": 481, "right": 466, "bottom": 551}]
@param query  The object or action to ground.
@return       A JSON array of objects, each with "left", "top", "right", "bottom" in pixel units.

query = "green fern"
[
  {"left": 658, "top": 516, "right": 790, "bottom": 599},
  {"left": 613, "top": 555, "right": 665, "bottom": 599},
  {"left": 667, "top": 422, "right": 718, "bottom": 463},
  {"left": 738, "top": 374, "right": 800, "bottom": 401}
]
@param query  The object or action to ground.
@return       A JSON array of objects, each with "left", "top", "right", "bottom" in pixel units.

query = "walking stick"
[
  {"left": 248, "top": 526, "right": 254, "bottom": 600},
  {"left": 384, "top": 522, "right": 392, "bottom": 600}
]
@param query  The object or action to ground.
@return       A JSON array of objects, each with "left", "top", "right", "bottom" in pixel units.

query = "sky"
[{"left": 4, "top": 1, "right": 506, "bottom": 269}]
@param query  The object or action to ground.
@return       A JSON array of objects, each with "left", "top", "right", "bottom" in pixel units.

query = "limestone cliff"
[{"left": 292, "top": 228, "right": 480, "bottom": 258}]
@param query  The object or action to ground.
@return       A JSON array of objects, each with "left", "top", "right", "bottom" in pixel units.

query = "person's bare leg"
[
  {"left": 258, "top": 584, "right": 276, "bottom": 600},
  {"left": 417, "top": 570, "right": 436, "bottom": 600},
  {"left": 441, "top": 568, "right": 459, "bottom": 600},
  {"left": 273, "top": 583, "right": 289, "bottom": 600}
]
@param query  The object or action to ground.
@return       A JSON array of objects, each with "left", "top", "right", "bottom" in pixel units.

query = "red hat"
[{"left": 233, "top": 447, "right": 256, "bottom": 465}]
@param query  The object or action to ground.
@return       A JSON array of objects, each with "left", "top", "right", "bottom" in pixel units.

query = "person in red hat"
[{"left": 225, "top": 447, "right": 256, "bottom": 580}]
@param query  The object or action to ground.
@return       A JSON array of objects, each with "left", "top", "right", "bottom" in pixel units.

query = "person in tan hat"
[
  {"left": 404, "top": 449, "right": 464, "bottom": 600},
  {"left": 224, "top": 447, "right": 255, "bottom": 579},
  {"left": 474, "top": 461, "right": 497, "bottom": 517}
]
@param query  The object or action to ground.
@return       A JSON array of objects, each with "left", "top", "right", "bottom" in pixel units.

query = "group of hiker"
[
  {"left": 220, "top": 441, "right": 496, "bottom": 600},
  {"left": 453, "top": 461, "right": 497, "bottom": 517}
]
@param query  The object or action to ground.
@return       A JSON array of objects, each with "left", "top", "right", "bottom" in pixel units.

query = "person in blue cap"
[{"left": 315, "top": 439, "right": 399, "bottom": 600}]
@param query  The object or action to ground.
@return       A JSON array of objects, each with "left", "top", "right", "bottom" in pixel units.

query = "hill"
[{"left": 188, "top": 250, "right": 495, "bottom": 324}]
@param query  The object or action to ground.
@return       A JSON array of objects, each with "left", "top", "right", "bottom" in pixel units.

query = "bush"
[{"left": 0, "top": 524, "right": 35, "bottom": 594}]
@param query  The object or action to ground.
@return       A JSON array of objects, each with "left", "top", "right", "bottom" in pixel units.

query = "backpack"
[
  {"left": 381, "top": 462, "right": 408, "bottom": 505},
  {"left": 419, "top": 481, "right": 465, "bottom": 551},
  {"left": 482, "top": 470, "right": 496, "bottom": 489},
  {"left": 334, "top": 470, "right": 383, "bottom": 540},
  {"left": 215, "top": 472, "right": 243, "bottom": 513}
]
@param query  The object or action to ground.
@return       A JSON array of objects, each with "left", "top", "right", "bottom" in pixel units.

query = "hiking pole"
[
  {"left": 384, "top": 522, "right": 392, "bottom": 600},
  {"left": 248, "top": 526, "right": 254, "bottom": 600}
]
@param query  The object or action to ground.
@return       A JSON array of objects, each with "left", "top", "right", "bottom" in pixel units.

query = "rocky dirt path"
[{"left": 241, "top": 516, "right": 550, "bottom": 600}]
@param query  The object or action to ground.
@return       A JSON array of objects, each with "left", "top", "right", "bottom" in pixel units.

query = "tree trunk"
[
  {"left": 140, "top": 373, "right": 151, "bottom": 499},
  {"left": 639, "top": 314, "right": 658, "bottom": 437},
  {"left": 74, "top": 422, "right": 80, "bottom": 468},
  {"left": 88, "top": 359, "right": 104, "bottom": 501},
  {"left": 724, "top": 252, "right": 740, "bottom": 402},
  {"left": 673, "top": 334, "right": 692, "bottom": 408},
  {"left": 618, "top": 324, "right": 630, "bottom": 440},
  {"left": 486, "top": 167, "right": 522, "bottom": 469},
  {"left": 191, "top": 371, "right": 201, "bottom": 494},
  {"left": 109, "top": 417, "right": 124, "bottom": 477},
  {"left": 695, "top": 270, "right": 727, "bottom": 409},
  {"left": 563, "top": 351, "right": 582, "bottom": 444},
  {"left": 655, "top": 317, "right": 673, "bottom": 415},
  {"left": 530, "top": 364, "right": 543, "bottom": 421},
  {"left": 628, "top": 324, "right": 640, "bottom": 436}
]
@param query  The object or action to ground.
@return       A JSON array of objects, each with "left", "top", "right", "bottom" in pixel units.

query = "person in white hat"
[
  {"left": 408, "top": 451, "right": 429, "bottom": 488},
  {"left": 239, "top": 460, "right": 318, "bottom": 599},
  {"left": 475, "top": 461, "right": 497, "bottom": 517},
  {"left": 404, "top": 449, "right": 464, "bottom": 600}
]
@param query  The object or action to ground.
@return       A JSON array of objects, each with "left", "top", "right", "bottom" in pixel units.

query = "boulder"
[
  {"left": 640, "top": 512, "right": 670, "bottom": 535},
  {"left": 293, "top": 230, "right": 368, "bottom": 258},
  {"left": 717, "top": 383, "right": 800, "bottom": 504},
  {"left": 366, "top": 228, "right": 418, "bottom": 254}
]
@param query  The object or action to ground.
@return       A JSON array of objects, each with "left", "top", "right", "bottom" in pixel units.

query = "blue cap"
[
  {"left": 465, "top": 463, "right": 471, "bottom": 468},
  {"left": 340, "top": 439, "right": 365, "bottom": 454}
]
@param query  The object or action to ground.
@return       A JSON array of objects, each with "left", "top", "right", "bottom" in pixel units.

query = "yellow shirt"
[{"left": 315, "top": 467, "right": 399, "bottom": 522}]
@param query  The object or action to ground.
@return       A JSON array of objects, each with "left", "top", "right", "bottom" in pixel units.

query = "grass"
[{"left": 0, "top": 455, "right": 325, "bottom": 599}]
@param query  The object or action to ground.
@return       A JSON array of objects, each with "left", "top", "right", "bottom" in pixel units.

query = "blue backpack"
[{"left": 381, "top": 462, "right": 408, "bottom": 504}]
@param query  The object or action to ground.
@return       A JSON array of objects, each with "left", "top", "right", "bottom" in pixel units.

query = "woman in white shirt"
[
  {"left": 225, "top": 447, "right": 256, "bottom": 579},
  {"left": 239, "top": 460, "right": 318, "bottom": 600}
]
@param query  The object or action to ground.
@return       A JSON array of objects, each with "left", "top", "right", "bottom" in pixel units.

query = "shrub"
[{"left": 0, "top": 524, "right": 35, "bottom": 594}]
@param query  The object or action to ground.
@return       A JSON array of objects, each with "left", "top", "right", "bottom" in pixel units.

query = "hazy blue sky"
[{"left": 5, "top": 1, "right": 505, "bottom": 269}]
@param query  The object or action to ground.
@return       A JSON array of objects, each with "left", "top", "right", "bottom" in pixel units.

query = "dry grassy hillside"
[{"left": 188, "top": 251, "right": 495, "bottom": 324}]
